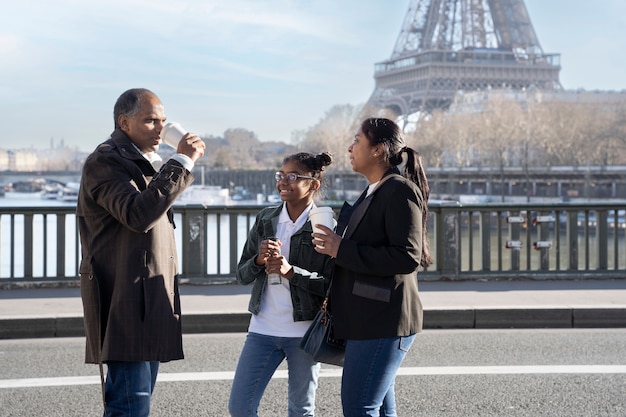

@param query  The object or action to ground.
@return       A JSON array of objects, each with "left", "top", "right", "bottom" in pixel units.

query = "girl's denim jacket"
[{"left": 236, "top": 204, "right": 334, "bottom": 321}]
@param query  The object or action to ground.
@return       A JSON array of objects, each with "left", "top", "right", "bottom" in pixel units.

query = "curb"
[
  {"left": 424, "top": 308, "right": 626, "bottom": 329},
  {"left": 2, "top": 308, "right": 625, "bottom": 339}
]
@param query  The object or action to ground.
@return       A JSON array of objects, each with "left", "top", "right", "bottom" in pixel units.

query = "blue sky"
[{"left": 1, "top": 0, "right": 625, "bottom": 152}]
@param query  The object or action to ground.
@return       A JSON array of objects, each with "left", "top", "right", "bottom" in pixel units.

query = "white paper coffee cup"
[
  {"left": 161, "top": 122, "right": 187, "bottom": 148},
  {"left": 309, "top": 206, "right": 335, "bottom": 236}
]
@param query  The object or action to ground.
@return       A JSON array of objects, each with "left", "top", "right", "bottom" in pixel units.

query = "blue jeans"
[
  {"left": 228, "top": 332, "right": 321, "bottom": 417},
  {"left": 341, "top": 335, "right": 416, "bottom": 417},
  {"left": 103, "top": 361, "right": 160, "bottom": 417}
]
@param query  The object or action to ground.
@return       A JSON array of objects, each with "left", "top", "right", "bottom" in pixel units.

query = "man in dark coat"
[{"left": 77, "top": 88, "right": 205, "bottom": 416}]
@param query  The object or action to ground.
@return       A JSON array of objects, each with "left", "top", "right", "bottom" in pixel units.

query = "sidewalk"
[{"left": 1, "top": 279, "right": 625, "bottom": 339}]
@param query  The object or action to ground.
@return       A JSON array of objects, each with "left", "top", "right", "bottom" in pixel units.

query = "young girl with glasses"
[{"left": 229, "top": 152, "right": 334, "bottom": 417}]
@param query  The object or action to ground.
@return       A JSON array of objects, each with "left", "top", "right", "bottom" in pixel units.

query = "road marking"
[{"left": 1, "top": 365, "right": 625, "bottom": 389}]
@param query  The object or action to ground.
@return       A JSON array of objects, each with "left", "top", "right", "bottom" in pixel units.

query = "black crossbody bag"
[{"left": 300, "top": 280, "right": 345, "bottom": 367}]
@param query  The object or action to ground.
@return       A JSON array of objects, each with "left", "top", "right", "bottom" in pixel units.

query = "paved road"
[{"left": 1, "top": 329, "right": 626, "bottom": 416}]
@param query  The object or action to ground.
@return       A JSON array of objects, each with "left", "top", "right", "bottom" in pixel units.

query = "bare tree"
[
  {"left": 476, "top": 94, "right": 523, "bottom": 200},
  {"left": 407, "top": 110, "right": 448, "bottom": 168},
  {"left": 298, "top": 104, "right": 363, "bottom": 172},
  {"left": 588, "top": 103, "right": 626, "bottom": 165}
]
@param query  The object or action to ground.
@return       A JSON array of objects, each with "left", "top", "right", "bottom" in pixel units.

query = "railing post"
[
  {"left": 566, "top": 211, "right": 578, "bottom": 270},
  {"left": 181, "top": 206, "right": 206, "bottom": 278},
  {"left": 229, "top": 213, "right": 239, "bottom": 275},
  {"left": 536, "top": 210, "right": 551, "bottom": 271},
  {"left": 479, "top": 211, "right": 491, "bottom": 271},
  {"left": 436, "top": 206, "right": 460, "bottom": 278},
  {"left": 24, "top": 213, "right": 33, "bottom": 279},
  {"left": 597, "top": 210, "right": 608, "bottom": 270},
  {"left": 56, "top": 214, "right": 66, "bottom": 278},
  {"left": 508, "top": 211, "right": 522, "bottom": 270}
]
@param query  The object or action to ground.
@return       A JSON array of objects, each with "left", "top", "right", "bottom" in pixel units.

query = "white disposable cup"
[
  {"left": 309, "top": 206, "right": 335, "bottom": 236},
  {"left": 161, "top": 122, "right": 187, "bottom": 148}
]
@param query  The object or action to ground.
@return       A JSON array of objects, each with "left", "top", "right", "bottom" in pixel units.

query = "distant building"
[
  {"left": 449, "top": 88, "right": 626, "bottom": 114},
  {"left": 0, "top": 150, "right": 8, "bottom": 171},
  {"left": 0, "top": 149, "right": 40, "bottom": 171}
]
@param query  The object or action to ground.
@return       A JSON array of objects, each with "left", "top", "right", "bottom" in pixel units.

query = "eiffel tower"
[{"left": 368, "top": 0, "right": 562, "bottom": 117}]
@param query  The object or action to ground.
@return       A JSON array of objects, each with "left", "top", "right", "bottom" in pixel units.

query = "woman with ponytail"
[{"left": 312, "top": 118, "right": 432, "bottom": 416}]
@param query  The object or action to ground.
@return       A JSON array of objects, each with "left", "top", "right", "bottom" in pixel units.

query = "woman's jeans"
[
  {"left": 228, "top": 332, "right": 321, "bottom": 417},
  {"left": 103, "top": 361, "right": 159, "bottom": 417},
  {"left": 341, "top": 334, "right": 416, "bottom": 417}
]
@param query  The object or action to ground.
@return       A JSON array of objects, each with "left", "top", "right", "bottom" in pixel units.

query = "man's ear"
[{"left": 118, "top": 115, "right": 129, "bottom": 132}]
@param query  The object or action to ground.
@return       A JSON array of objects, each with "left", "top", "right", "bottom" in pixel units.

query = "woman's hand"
[{"left": 312, "top": 224, "right": 341, "bottom": 258}]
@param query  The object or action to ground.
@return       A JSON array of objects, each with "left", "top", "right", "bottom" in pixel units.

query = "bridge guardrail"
[{"left": 1, "top": 202, "right": 625, "bottom": 283}]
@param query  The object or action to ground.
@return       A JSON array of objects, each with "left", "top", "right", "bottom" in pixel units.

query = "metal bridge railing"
[{"left": 1, "top": 202, "right": 625, "bottom": 284}]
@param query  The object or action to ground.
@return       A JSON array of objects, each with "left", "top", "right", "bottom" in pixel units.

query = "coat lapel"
[{"left": 340, "top": 173, "right": 402, "bottom": 239}]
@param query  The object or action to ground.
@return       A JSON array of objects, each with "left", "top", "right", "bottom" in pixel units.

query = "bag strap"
[{"left": 321, "top": 269, "right": 335, "bottom": 313}]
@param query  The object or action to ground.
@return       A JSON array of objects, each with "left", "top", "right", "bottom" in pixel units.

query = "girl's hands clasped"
[
  {"left": 256, "top": 238, "right": 282, "bottom": 266},
  {"left": 266, "top": 254, "right": 294, "bottom": 279},
  {"left": 257, "top": 238, "right": 293, "bottom": 278}
]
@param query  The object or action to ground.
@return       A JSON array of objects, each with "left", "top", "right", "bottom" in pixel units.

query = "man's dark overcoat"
[{"left": 77, "top": 129, "right": 194, "bottom": 364}]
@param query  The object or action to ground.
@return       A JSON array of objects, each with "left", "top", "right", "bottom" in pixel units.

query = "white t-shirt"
[{"left": 248, "top": 202, "right": 314, "bottom": 337}]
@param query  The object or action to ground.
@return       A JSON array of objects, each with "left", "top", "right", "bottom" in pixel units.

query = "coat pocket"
[
  {"left": 351, "top": 280, "right": 391, "bottom": 302},
  {"left": 80, "top": 270, "right": 103, "bottom": 363}
]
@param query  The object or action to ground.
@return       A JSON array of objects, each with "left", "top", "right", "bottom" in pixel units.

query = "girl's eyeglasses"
[{"left": 274, "top": 172, "right": 315, "bottom": 183}]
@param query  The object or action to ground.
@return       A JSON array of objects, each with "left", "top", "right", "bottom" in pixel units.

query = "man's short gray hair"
[{"left": 113, "top": 88, "right": 156, "bottom": 129}]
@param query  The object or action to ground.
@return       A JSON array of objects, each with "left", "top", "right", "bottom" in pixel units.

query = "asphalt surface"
[
  {"left": 1, "top": 279, "right": 626, "bottom": 339},
  {"left": 4, "top": 330, "right": 626, "bottom": 416}
]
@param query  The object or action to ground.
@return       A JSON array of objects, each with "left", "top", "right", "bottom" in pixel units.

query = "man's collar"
[
  {"left": 128, "top": 141, "right": 162, "bottom": 166},
  {"left": 111, "top": 129, "right": 163, "bottom": 169}
]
